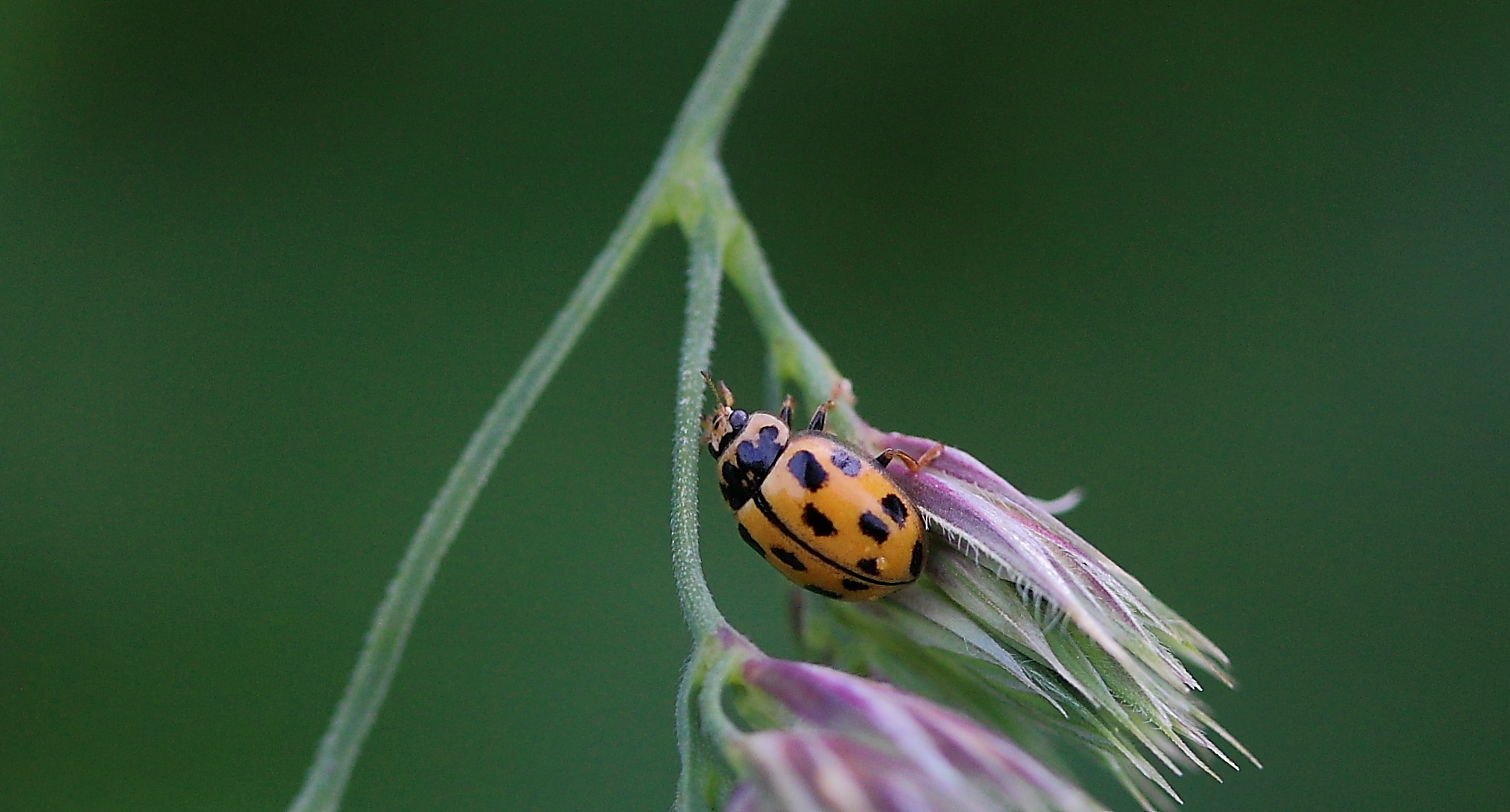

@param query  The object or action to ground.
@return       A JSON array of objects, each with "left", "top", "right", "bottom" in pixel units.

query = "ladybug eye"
[{"left": 728, "top": 410, "right": 748, "bottom": 432}]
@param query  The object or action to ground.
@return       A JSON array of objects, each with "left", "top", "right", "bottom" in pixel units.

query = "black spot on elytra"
[
  {"left": 802, "top": 504, "right": 836, "bottom": 536},
  {"left": 771, "top": 547, "right": 807, "bottom": 572},
  {"left": 736, "top": 425, "right": 783, "bottom": 473},
  {"left": 787, "top": 450, "right": 828, "bottom": 491},
  {"left": 856, "top": 557, "right": 880, "bottom": 575},
  {"left": 720, "top": 461, "right": 755, "bottom": 509},
  {"left": 858, "top": 512, "right": 889, "bottom": 543},
  {"left": 830, "top": 447, "right": 862, "bottom": 476},
  {"left": 908, "top": 539, "right": 926, "bottom": 577},
  {"left": 737, "top": 524, "right": 764, "bottom": 557},
  {"left": 880, "top": 493, "right": 909, "bottom": 526},
  {"left": 841, "top": 578, "right": 870, "bottom": 592},
  {"left": 804, "top": 584, "right": 842, "bottom": 599},
  {"left": 721, "top": 425, "right": 784, "bottom": 509}
]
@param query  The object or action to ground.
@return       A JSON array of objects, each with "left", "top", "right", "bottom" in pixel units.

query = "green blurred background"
[{"left": 3, "top": 1, "right": 1507, "bottom": 810}]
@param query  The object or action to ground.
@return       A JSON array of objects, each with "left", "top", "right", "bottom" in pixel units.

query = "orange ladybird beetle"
[{"left": 701, "top": 376, "right": 937, "bottom": 601}]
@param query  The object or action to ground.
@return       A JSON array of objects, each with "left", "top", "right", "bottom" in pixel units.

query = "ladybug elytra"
[{"left": 702, "top": 377, "right": 933, "bottom": 601}]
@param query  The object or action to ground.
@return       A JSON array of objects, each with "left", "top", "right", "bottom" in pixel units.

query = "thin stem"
[
  {"left": 698, "top": 646, "right": 748, "bottom": 745},
  {"left": 673, "top": 638, "right": 740, "bottom": 812},
  {"left": 287, "top": 175, "right": 660, "bottom": 812},
  {"left": 667, "top": 197, "right": 726, "bottom": 812},
  {"left": 664, "top": 0, "right": 789, "bottom": 165},
  {"left": 670, "top": 201, "right": 727, "bottom": 638},
  {"left": 715, "top": 184, "right": 863, "bottom": 437},
  {"left": 289, "top": 1, "right": 790, "bottom": 810},
  {"left": 673, "top": 658, "right": 707, "bottom": 812}
]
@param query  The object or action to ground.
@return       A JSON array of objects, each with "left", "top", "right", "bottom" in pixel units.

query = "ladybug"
[{"left": 701, "top": 376, "right": 936, "bottom": 601}]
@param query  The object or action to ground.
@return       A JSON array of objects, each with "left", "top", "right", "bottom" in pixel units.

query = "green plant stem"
[
  {"left": 673, "top": 657, "right": 708, "bottom": 812},
  {"left": 664, "top": 0, "right": 789, "bottom": 167},
  {"left": 287, "top": 1, "right": 790, "bottom": 810},
  {"left": 697, "top": 645, "right": 748, "bottom": 745},
  {"left": 668, "top": 208, "right": 727, "bottom": 812},
  {"left": 670, "top": 198, "right": 728, "bottom": 639},
  {"left": 673, "top": 638, "right": 734, "bottom": 812},
  {"left": 713, "top": 184, "right": 862, "bottom": 437},
  {"left": 286, "top": 177, "right": 659, "bottom": 812}
]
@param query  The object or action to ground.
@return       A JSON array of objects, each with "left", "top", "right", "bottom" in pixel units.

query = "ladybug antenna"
[{"left": 699, "top": 372, "right": 735, "bottom": 408}]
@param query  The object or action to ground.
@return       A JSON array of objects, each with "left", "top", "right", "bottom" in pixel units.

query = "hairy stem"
[
  {"left": 670, "top": 199, "right": 728, "bottom": 638},
  {"left": 665, "top": 0, "right": 790, "bottom": 166}
]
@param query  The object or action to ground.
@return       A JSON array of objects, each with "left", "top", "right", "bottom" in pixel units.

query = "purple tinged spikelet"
[
  {"left": 872, "top": 431, "right": 1228, "bottom": 689},
  {"left": 837, "top": 426, "right": 1258, "bottom": 802},
  {"left": 739, "top": 657, "right": 1107, "bottom": 812},
  {"left": 735, "top": 731, "right": 954, "bottom": 812}
]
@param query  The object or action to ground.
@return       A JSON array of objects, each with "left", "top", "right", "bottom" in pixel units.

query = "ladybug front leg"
[
  {"left": 778, "top": 394, "right": 794, "bottom": 428},
  {"left": 807, "top": 378, "right": 854, "bottom": 432},
  {"left": 874, "top": 443, "right": 943, "bottom": 474},
  {"left": 806, "top": 398, "right": 834, "bottom": 432}
]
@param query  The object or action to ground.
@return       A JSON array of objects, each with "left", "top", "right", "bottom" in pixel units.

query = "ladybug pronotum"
[{"left": 701, "top": 376, "right": 935, "bottom": 601}]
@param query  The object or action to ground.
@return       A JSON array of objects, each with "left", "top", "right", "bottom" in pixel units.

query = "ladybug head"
[{"left": 701, "top": 374, "right": 750, "bottom": 458}]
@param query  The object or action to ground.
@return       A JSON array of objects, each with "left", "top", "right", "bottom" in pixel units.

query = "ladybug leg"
[
  {"left": 806, "top": 378, "right": 851, "bottom": 431},
  {"left": 874, "top": 443, "right": 944, "bottom": 474},
  {"left": 778, "top": 394, "right": 794, "bottom": 428},
  {"left": 807, "top": 398, "right": 834, "bottom": 432}
]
